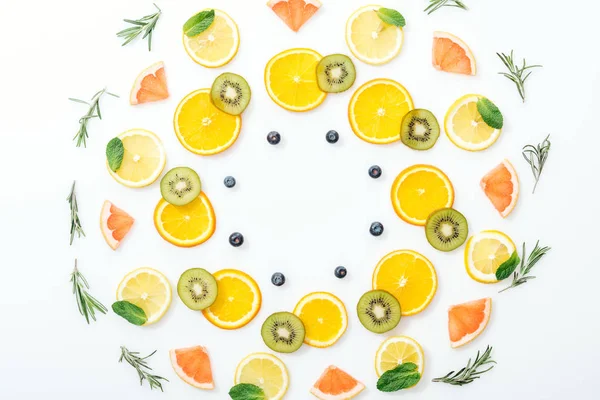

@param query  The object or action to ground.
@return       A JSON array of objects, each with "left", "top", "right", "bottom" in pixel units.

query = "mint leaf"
[
  {"left": 377, "top": 362, "right": 421, "bottom": 392},
  {"left": 477, "top": 98, "right": 504, "bottom": 129},
  {"left": 495, "top": 250, "right": 521, "bottom": 281},
  {"left": 229, "top": 383, "right": 265, "bottom": 400},
  {"left": 376, "top": 8, "right": 406, "bottom": 27},
  {"left": 106, "top": 137, "right": 124, "bottom": 172},
  {"left": 112, "top": 301, "right": 147, "bottom": 326},
  {"left": 183, "top": 9, "right": 215, "bottom": 37}
]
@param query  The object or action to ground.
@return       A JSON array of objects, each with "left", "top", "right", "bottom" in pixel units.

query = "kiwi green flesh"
[
  {"left": 316, "top": 54, "right": 356, "bottom": 93},
  {"left": 177, "top": 268, "right": 218, "bottom": 311},
  {"left": 160, "top": 167, "right": 201, "bottom": 206},
  {"left": 401, "top": 109, "right": 440, "bottom": 150},
  {"left": 425, "top": 208, "right": 468, "bottom": 252},
  {"left": 210, "top": 72, "right": 251, "bottom": 116},
  {"left": 357, "top": 290, "right": 401, "bottom": 334},
  {"left": 261, "top": 312, "right": 305, "bottom": 353}
]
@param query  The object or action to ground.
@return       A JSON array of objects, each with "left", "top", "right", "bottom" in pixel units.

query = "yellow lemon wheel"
[
  {"left": 116, "top": 267, "right": 172, "bottom": 325},
  {"left": 235, "top": 352, "right": 289, "bottom": 400},
  {"left": 444, "top": 94, "right": 502, "bottom": 151},
  {"left": 464, "top": 230, "right": 516, "bottom": 283},
  {"left": 375, "top": 336, "right": 424, "bottom": 381}
]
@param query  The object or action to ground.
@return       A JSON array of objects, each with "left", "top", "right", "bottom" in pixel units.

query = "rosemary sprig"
[
  {"left": 497, "top": 50, "right": 542, "bottom": 102},
  {"left": 116, "top": 3, "right": 162, "bottom": 51},
  {"left": 522, "top": 135, "right": 551, "bottom": 193},
  {"left": 119, "top": 346, "right": 168, "bottom": 391},
  {"left": 500, "top": 241, "right": 550, "bottom": 293},
  {"left": 432, "top": 346, "right": 495, "bottom": 386},
  {"left": 424, "top": 0, "right": 468, "bottom": 15},
  {"left": 67, "top": 181, "right": 85, "bottom": 245},
  {"left": 70, "top": 259, "right": 107, "bottom": 324},
  {"left": 69, "top": 88, "right": 118, "bottom": 147}
]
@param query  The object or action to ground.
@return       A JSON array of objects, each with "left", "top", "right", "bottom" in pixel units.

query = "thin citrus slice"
[
  {"left": 464, "top": 230, "right": 516, "bottom": 283},
  {"left": 107, "top": 129, "right": 166, "bottom": 188},
  {"left": 375, "top": 336, "right": 424, "bottom": 379},
  {"left": 183, "top": 9, "right": 239, "bottom": 68},
  {"left": 267, "top": 0, "right": 321, "bottom": 32},
  {"left": 235, "top": 353, "right": 289, "bottom": 400},
  {"left": 432, "top": 31, "right": 476, "bottom": 75},
  {"left": 265, "top": 48, "right": 327, "bottom": 112},
  {"left": 481, "top": 159, "right": 519, "bottom": 217},
  {"left": 293, "top": 292, "right": 347, "bottom": 348},
  {"left": 448, "top": 298, "right": 492, "bottom": 348},
  {"left": 130, "top": 61, "right": 169, "bottom": 105},
  {"left": 202, "top": 269, "right": 262, "bottom": 329},
  {"left": 310, "top": 365, "right": 365, "bottom": 400},
  {"left": 346, "top": 5, "right": 404, "bottom": 65},
  {"left": 390, "top": 164, "right": 454, "bottom": 226},
  {"left": 444, "top": 94, "right": 502, "bottom": 151},
  {"left": 100, "top": 200, "right": 134, "bottom": 250},
  {"left": 169, "top": 346, "right": 214, "bottom": 389},
  {"left": 154, "top": 193, "right": 216, "bottom": 247},
  {"left": 348, "top": 79, "right": 414, "bottom": 144},
  {"left": 116, "top": 267, "right": 172, "bottom": 325},
  {"left": 372, "top": 250, "right": 437, "bottom": 316}
]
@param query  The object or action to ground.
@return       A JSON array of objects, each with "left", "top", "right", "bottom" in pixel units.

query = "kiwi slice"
[
  {"left": 400, "top": 109, "right": 440, "bottom": 150},
  {"left": 177, "top": 268, "right": 217, "bottom": 311},
  {"left": 357, "top": 290, "right": 401, "bottom": 334},
  {"left": 425, "top": 208, "right": 469, "bottom": 252},
  {"left": 210, "top": 72, "right": 251, "bottom": 115},
  {"left": 160, "top": 167, "right": 201, "bottom": 206},
  {"left": 316, "top": 54, "right": 356, "bottom": 93},
  {"left": 261, "top": 312, "right": 305, "bottom": 353}
]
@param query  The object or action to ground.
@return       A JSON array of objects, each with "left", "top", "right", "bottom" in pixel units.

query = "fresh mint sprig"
[
  {"left": 183, "top": 9, "right": 215, "bottom": 37},
  {"left": 376, "top": 8, "right": 406, "bottom": 28},
  {"left": 106, "top": 137, "right": 124, "bottom": 172},
  {"left": 229, "top": 383, "right": 266, "bottom": 399},
  {"left": 377, "top": 362, "right": 421, "bottom": 392},
  {"left": 477, "top": 98, "right": 503, "bottom": 129},
  {"left": 112, "top": 301, "right": 147, "bottom": 326}
]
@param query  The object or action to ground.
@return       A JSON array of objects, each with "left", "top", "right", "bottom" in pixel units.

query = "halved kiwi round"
[
  {"left": 160, "top": 167, "right": 201, "bottom": 206},
  {"left": 261, "top": 312, "right": 305, "bottom": 353},
  {"left": 425, "top": 208, "right": 468, "bottom": 252},
  {"left": 177, "top": 268, "right": 218, "bottom": 310},
  {"left": 316, "top": 54, "right": 356, "bottom": 93},
  {"left": 400, "top": 109, "right": 440, "bottom": 150},
  {"left": 210, "top": 72, "right": 251, "bottom": 115},
  {"left": 357, "top": 290, "right": 401, "bottom": 334}
]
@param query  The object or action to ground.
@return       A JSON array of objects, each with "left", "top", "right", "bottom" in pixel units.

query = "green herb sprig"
[
  {"left": 376, "top": 8, "right": 406, "bottom": 28},
  {"left": 70, "top": 259, "right": 107, "bottom": 324},
  {"left": 117, "top": 3, "right": 162, "bottom": 51},
  {"left": 432, "top": 346, "right": 495, "bottom": 386},
  {"left": 522, "top": 135, "right": 551, "bottom": 193},
  {"left": 183, "top": 9, "right": 215, "bottom": 37},
  {"left": 497, "top": 50, "right": 542, "bottom": 102},
  {"left": 112, "top": 301, "right": 147, "bottom": 326},
  {"left": 69, "top": 88, "right": 118, "bottom": 147},
  {"left": 499, "top": 241, "right": 551, "bottom": 292},
  {"left": 377, "top": 362, "right": 421, "bottom": 392},
  {"left": 119, "top": 346, "right": 168, "bottom": 391},
  {"left": 229, "top": 383, "right": 266, "bottom": 399},
  {"left": 67, "top": 181, "right": 85, "bottom": 245},
  {"left": 425, "top": 0, "right": 468, "bottom": 15}
]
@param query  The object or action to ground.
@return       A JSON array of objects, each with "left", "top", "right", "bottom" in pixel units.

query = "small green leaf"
[
  {"left": 477, "top": 98, "right": 504, "bottom": 129},
  {"left": 183, "top": 9, "right": 215, "bottom": 37},
  {"left": 376, "top": 8, "right": 406, "bottom": 27},
  {"left": 229, "top": 383, "right": 265, "bottom": 400},
  {"left": 495, "top": 250, "right": 521, "bottom": 281},
  {"left": 106, "top": 137, "right": 124, "bottom": 172},
  {"left": 377, "top": 362, "right": 421, "bottom": 392},
  {"left": 112, "top": 301, "right": 147, "bottom": 326}
]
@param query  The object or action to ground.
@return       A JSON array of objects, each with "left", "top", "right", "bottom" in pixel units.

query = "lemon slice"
[
  {"left": 375, "top": 336, "right": 424, "bottom": 379},
  {"left": 183, "top": 9, "right": 239, "bottom": 68},
  {"left": 116, "top": 267, "right": 172, "bottom": 325},
  {"left": 235, "top": 353, "right": 289, "bottom": 400},
  {"left": 444, "top": 94, "right": 502, "bottom": 151},
  {"left": 465, "top": 230, "right": 516, "bottom": 283},
  {"left": 293, "top": 292, "right": 348, "bottom": 348}
]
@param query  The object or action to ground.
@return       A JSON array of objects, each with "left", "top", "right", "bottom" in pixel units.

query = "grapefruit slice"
[
  {"left": 169, "top": 346, "right": 214, "bottom": 390},
  {"left": 100, "top": 200, "right": 134, "bottom": 250},
  {"left": 432, "top": 32, "right": 476, "bottom": 75},
  {"left": 481, "top": 159, "right": 519, "bottom": 218},
  {"left": 130, "top": 61, "right": 169, "bottom": 105},
  {"left": 267, "top": 0, "right": 321, "bottom": 32},
  {"left": 448, "top": 298, "right": 491, "bottom": 348},
  {"left": 310, "top": 365, "right": 365, "bottom": 399}
]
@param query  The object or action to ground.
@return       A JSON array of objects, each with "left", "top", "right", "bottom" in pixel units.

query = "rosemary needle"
[
  {"left": 425, "top": 0, "right": 468, "bottom": 15},
  {"left": 116, "top": 3, "right": 162, "bottom": 51},
  {"left": 433, "top": 346, "right": 496, "bottom": 386},
  {"left": 497, "top": 50, "right": 542, "bottom": 102},
  {"left": 69, "top": 88, "right": 118, "bottom": 148},
  {"left": 119, "top": 346, "right": 168, "bottom": 391},
  {"left": 70, "top": 259, "right": 107, "bottom": 324},
  {"left": 522, "top": 135, "right": 551, "bottom": 193},
  {"left": 67, "top": 180, "right": 85, "bottom": 245},
  {"left": 500, "top": 241, "right": 551, "bottom": 293}
]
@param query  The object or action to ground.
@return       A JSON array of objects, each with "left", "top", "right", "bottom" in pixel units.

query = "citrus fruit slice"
[
  {"left": 481, "top": 159, "right": 519, "bottom": 217},
  {"left": 169, "top": 346, "right": 214, "bottom": 389},
  {"left": 153, "top": 193, "right": 216, "bottom": 247},
  {"left": 310, "top": 365, "right": 365, "bottom": 400},
  {"left": 444, "top": 94, "right": 502, "bottom": 151},
  {"left": 448, "top": 298, "right": 492, "bottom": 348},
  {"left": 100, "top": 200, "right": 134, "bottom": 250},
  {"left": 202, "top": 269, "right": 262, "bottom": 329},
  {"left": 390, "top": 164, "right": 454, "bottom": 226},
  {"left": 264, "top": 48, "right": 327, "bottom": 112},
  {"left": 348, "top": 79, "right": 414, "bottom": 144},
  {"left": 375, "top": 336, "right": 424, "bottom": 378},
  {"left": 174, "top": 88, "right": 242, "bottom": 155},
  {"left": 116, "top": 267, "right": 172, "bottom": 325},
  {"left": 293, "top": 292, "right": 348, "bottom": 348},
  {"left": 235, "top": 352, "right": 289, "bottom": 400},
  {"left": 346, "top": 5, "right": 404, "bottom": 65},
  {"left": 464, "top": 230, "right": 516, "bottom": 283},
  {"left": 107, "top": 129, "right": 166, "bottom": 188},
  {"left": 267, "top": 0, "right": 321, "bottom": 32},
  {"left": 183, "top": 9, "right": 239, "bottom": 68},
  {"left": 432, "top": 31, "right": 476, "bottom": 75},
  {"left": 372, "top": 250, "right": 437, "bottom": 316},
  {"left": 130, "top": 61, "right": 169, "bottom": 105}
]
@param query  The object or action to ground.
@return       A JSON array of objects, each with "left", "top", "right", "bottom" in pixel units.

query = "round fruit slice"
[
  {"left": 116, "top": 267, "right": 172, "bottom": 325},
  {"left": 375, "top": 336, "right": 424, "bottom": 378},
  {"left": 481, "top": 159, "right": 519, "bottom": 218},
  {"left": 210, "top": 72, "right": 251, "bottom": 116},
  {"left": 235, "top": 352, "right": 289, "bottom": 400},
  {"left": 432, "top": 31, "right": 476, "bottom": 75},
  {"left": 316, "top": 54, "right": 356, "bottom": 93},
  {"left": 400, "top": 109, "right": 440, "bottom": 150},
  {"left": 169, "top": 346, "right": 214, "bottom": 389},
  {"left": 264, "top": 48, "right": 327, "bottom": 112},
  {"left": 261, "top": 312, "right": 305, "bottom": 353},
  {"left": 310, "top": 365, "right": 365, "bottom": 400},
  {"left": 130, "top": 61, "right": 169, "bottom": 105},
  {"left": 177, "top": 268, "right": 218, "bottom": 311},
  {"left": 154, "top": 193, "right": 216, "bottom": 247},
  {"left": 183, "top": 9, "right": 239, "bottom": 68},
  {"left": 293, "top": 292, "right": 348, "bottom": 348},
  {"left": 107, "top": 129, "right": 166, "bottom": 188},
  {"left": 100, "top": 200, "right": 134, "bottom": 250},
  {"left": 449, "top": 298, "right": 492, "bottom": 348},
  {"left": 160, "top": 167, "right": 202, "bottom": 206},
  {"left": 267, "top": 0, "right": 321, "bottom": 32},
  {"left": 174, "top": 88, "right": 242, "bottom": 155},
  {"left": 425, "top": 208, "right": 468, "bottom": 252},
  {"left": 391, "top": 164, "right": 454, "bottom": 226},
  {"left": 346, "top": 5, "right": 404, "bottom": 65},
  {"left": 202, "top": 269, "right": 262, "bottom": 329},
  {"left": 348, "top": 79, "right": 414, "bottom": 144},
  {"left": 356, "top": 290, "right": 401, "bottom": 334},
  {"left": 444, "top": 94, "right": 501, "bottom": 151},
  {"left": 464, "top": 230, "right": 516, "bottom": 283},
  {"left": 372, "top": 250, "right": 437, "bottom": 316}
]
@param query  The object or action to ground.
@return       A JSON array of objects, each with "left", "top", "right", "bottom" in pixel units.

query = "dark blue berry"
[
  {"left": 267, "top": 131, "right": 281, "bottom": 145},
  {"left": 224, "top": 176, "right": 236, "bottom": 188},
  {"left": 271, "top": 272, "right": 285, "bottom": 286},
  {"left": 334, "top": 266, "right": 347, "bottom": 279},
  {"left": 369, "top": 165, "right": 382, "bottom": 179},
  {"left": 370, "top": 222, "right": 384, "bottom": 236},
  {"left": 229, "top": 232, "right": 244, "bottom": 247},
  {"left": 326, "top": 130, "right": 339, "bottom": 143}
]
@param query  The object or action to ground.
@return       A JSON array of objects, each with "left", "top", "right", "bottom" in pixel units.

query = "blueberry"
[
  {"left": 370, "top": 222, "right": 384, "bottom": 236},
  {"left": 369, "top": 165, "right": 382, "bottom": 179},
  {"left": 224, "top": 176, "right": 236, "bottom": 188},
  {"left": 229, "top": 232, "right": 244, "bottom": 247},
  {"left": 326, "top": 130, "right": 339, "bottom": 144},
  {"left": 267, "top": 131, "right": 281, "bottom": 145},
  {"left": 271, "top": 272, "right": 285, "bottom": 286},
  {"left": 334, "top": 266, "right": 347, "bottom": 279}
]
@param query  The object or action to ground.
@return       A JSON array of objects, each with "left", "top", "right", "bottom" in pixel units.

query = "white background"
[{"left": 1, "top": 0, "right": 599, "bottom": 398}]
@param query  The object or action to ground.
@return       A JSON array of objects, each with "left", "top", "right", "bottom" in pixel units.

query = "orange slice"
[
  {"left": 432, "top": 31, "right": 476, "bottom": 75},
  {"left": 481, "top": 159, "right": 519, "bottom": 217},
  {"left": 448, "top": 298, "right": 492, "bottom": 348},
  {"left": 293, "top": 292, "right": 347, "bottom": 348},
  {"left": 170, "top": 346, "right": 214, "bottom": 389},
  {"left": 130, "top": 61, "right": 169, "bottom": 105},
  {"left": 267, "top": 0, "right": 321, "bottom": 32},
  {"left": 100, "top": 201, "right": 134, "bottom": 250},
  {"left": 310, "top": 365, "right": 365, "bottom": 400}
]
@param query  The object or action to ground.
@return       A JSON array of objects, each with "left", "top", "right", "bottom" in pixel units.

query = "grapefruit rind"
[
  {"left": 449, "top": 298, "right": 492, "bottom": 348},
  {"left": 100, "top": 200, "right": 134, "bottom": 250},
  {"left": 129, "top": 61, "right": 169, "bottom": 105},
  {"left": 481, "top": 159, "right": 520, "bottom": 218},
  {"left": 169, "top": 346, "right": 214, "bottom": 390},
  {"left": 309, "top": 365, "right": 365, "bottom": 400},
  {"left": 432, "top": 31, "right": 476, "bottom": 75}
]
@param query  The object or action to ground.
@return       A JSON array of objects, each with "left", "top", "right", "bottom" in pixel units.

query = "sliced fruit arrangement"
[
  {"left": 160, "top": 167, "right": 202, "bottom": 206},
  {"left": 465, "top": 230, "right": 516, "bottom": 283},
  {"left": 310, "top": 365, "right": 365, "bottom": 400},
  {"left": 130, "top": 61, "right": 169, "bottom": 105},
  {"left": 448, "top": 298, "right": 492, "bottom": 348},
  {"left": 100, "top": 200, "right": 134, "bottom": 250},
  {"left": 177, "top": 268, "right": 218, "bottom": 311},
  {"left": 293, "top": 292, "right": 348, "bottom": 348},
  {"left": 267, "top": 0, "right": 321, "bottom": 32},
  {"left": 235, "top": 352, "right": 289, "bottom": 400},
  {"left": 183, "top": 9, "right": 239, "bottom": 68},
  {"left": 316, "top": 54, "right": 356, "bottom": 93},
  {"left": 444, "top": 94, "right": 502, "bottom": 151},
  {"left": 401, "top": 109, "right": 440, "bottom": 150},
  {"left": 261, "top": 311, "right": 306, "bottom": 353},
  {"left": 375, "top": 336, "right": 424, "bottom": 378},
  {"left": 116, "top": 267, "right": 171, "bottom": 325},
  {"left": 357, "top": 290, "right": 401, "bottom": 334},
  {"left": 432, "top": 31, "right": 476, "bottom": 75},
  {"left": 425, "top": 208, "right": 469, "bottom": 252},
  {"left": 210, "top": 72, "right": 251, "bottom": 115},
  {"left": 170, "top": 346, "right": 214, "bottom": 389},
  {"left": 481, "top": 159, "right": 519, "bottom": 217}
]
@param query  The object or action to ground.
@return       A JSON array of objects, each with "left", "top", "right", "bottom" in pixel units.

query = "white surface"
[{"left": 0, "top": 0, "right": 599, "bottom": 398}]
